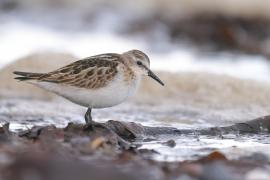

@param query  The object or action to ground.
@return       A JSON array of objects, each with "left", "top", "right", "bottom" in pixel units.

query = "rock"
[
  {"left": 0, "top": 123, "right": 11, "bottom": 142},
  {"left": 196, "top": 115, "right": 270, "bottom": 135},
  {"left": 201, "top": 162, "right": 237, "bottom": 180},
  {"left": 105, "top": 120, "right": 144, "bottom": 139},
  {"left": 162, "top": 139, "right": 176, "bottom": 148},
  {"left": 199, "top": 151, "right": 227, "bottom": 163},
  {"left": 105, "top": 115, "right": 270, "bottom": 136},
  {"left": 240, "top": 153, "right": 269, "bottom": 163},
  {"left": 3, "top": 152, "right": 162, "bottom": 180}
]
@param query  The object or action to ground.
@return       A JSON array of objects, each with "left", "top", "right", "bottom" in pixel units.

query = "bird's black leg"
[{"left": 84, "top": 108, "right": 92, "bottom": 124}]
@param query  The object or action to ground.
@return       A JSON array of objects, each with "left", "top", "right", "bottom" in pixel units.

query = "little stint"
[{"left": 14, "top": 50, "right": 164, "bottom": 124}]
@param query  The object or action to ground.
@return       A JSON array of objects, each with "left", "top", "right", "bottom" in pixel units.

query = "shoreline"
[{"left": 0, "top": 114, "right": 269, "bottom": 179}]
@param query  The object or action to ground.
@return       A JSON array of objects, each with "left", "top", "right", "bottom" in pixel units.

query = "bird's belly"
[
  {"left": 68, "top": 84, "right": 135, "bottom": 108},
  {"left": 35, "top": 77, "right": 139, "bottom": 108}
]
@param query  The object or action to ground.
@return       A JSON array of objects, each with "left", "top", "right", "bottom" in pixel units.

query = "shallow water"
[{"left": 138, "top": 134, "right": 270, "bottom": 161}]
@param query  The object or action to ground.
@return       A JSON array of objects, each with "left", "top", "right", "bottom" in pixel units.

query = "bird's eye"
[{"left": 137, "top": 61, "right": 142, "bottom": 66}]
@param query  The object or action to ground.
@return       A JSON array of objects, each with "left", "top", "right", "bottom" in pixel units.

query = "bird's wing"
[{"left": 38, "top": 54, "right": 122, "bottom": 89}]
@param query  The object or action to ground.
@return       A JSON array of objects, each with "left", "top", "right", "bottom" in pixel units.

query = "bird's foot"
[
  {"left": 83, "top": 120, "right": 105, "bottom": 131},
  {"left": 84, "top": 120, "right": 95, "bottom": 129}
]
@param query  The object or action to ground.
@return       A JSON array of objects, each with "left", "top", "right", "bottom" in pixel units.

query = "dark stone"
[
  {"left": 201, "top": 162, "right": 237, "bottom": 180},
  {"left": 0, "top": 123, "right": 11, "bottom": 142},
  {"left": 162, "top": 139, "right": 176, "bottom": 148}
]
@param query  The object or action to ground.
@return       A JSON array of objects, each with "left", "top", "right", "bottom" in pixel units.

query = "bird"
[{"left": 13, "top": 49, "right": 164, "bottom": 125}]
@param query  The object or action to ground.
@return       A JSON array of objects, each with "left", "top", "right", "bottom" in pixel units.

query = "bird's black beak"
[{"left": 147, "top": 69, "right": 165, "bottom": 86}]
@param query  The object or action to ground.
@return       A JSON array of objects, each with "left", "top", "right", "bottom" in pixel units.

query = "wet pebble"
[
  {"left": 240, "top": 152, "right": 269, "bottom": 163},
  {"left": 162, "top": 139, "right": 176, "bottom": 148},
  {"left": 201, "top": 162, "right": 237, "bottom": 180}
]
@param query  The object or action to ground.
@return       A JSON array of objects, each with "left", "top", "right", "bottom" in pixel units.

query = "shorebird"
[{"left": 14, "top": 50, "right": 164, "bottom": 125}]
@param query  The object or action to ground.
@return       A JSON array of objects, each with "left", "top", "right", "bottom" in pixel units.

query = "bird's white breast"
[{"left": 32, "top": 71, "right": 140, "bottom": 108}]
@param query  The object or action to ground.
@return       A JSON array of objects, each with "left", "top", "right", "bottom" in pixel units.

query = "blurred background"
[
  {"left": 0, "top": 0, "right": 270, "bottom": 162},
  {"left": 0, "top": 0, "right": 270, "bottom": 124},
  {"left": 1, "top": 0, "right": 270, "bottom": 124},
  {"left": 1, "top": 0, "right": 270, "bottom": 76}
]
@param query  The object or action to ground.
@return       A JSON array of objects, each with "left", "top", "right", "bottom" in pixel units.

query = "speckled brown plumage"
[
  {"left": 17, "top": 54, "right": 122, "bottom": 89},
  {"left": 122, "top": 66, "right": 135, "bottom": 84}
]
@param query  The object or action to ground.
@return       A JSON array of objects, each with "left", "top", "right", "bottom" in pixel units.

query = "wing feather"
[{"left": 38, "top": 54, "right": 121, "bottom": 89}]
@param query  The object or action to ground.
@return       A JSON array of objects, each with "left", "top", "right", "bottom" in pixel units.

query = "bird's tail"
[{"left": 13, "top": 71, "right": 44, "bottom": 81}]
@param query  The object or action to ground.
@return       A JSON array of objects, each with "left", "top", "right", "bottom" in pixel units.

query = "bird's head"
[{"left": 123, "top": 49, "right": 164, "bottom": 86}]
